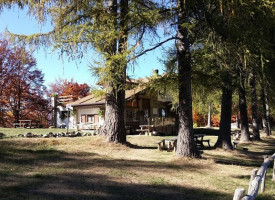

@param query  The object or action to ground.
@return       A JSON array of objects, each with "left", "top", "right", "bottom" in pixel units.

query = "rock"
[
  {"left": 68, "top": 133, "right": 77, "bottom": 137},
  {"left": 48, "top": 132, "right": 54, "bottom": 137},
  {"left": 25, "top": 132, "right": 33, "bottom": 138},
  {"left": 81, "top": 132, "right": 87, "bottom": 136},
  {"left": 76, "top": 132, "right": 82, "bottom": 137},
  {"left": 0, "top": 132, "right": 6, "bottom": 138},
  {"left": 56, "top": 133, "right": 61, "bottom": 137}
]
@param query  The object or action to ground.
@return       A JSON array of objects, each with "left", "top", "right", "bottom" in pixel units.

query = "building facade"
[{"left": 71, "top": 85, "right": 176, "bottom": 134}]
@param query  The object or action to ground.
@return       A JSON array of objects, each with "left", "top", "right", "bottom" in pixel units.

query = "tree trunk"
[
  {"left": 249, "top": 70, "right": 260, "bottom": 140},
  {"left": 52, "top": 95, "right": 58, "bottom": 128},
  {"left": 174, "top": 109, "right": 179, "bottom": 134},
  {"left": 13, "top": 94, "right": 21, "bottom": 123},
  {"left": 13, "top": 109, "right": 19, "bottom": 123},
  {"left": 215, "top": 75, "right": 233, "bottom": 150},
  {"left": 265, "top": 90, "right": 271, "bottom": 136},
  {"left": 261, "top": 84, "right": 270, "bottom": 137},
  {"left": 100, "top": 0, "right": 127, "bottom": 143},
  {"left": 207, "top": 102, "right": 211, "bottom": 127},
  {"left": 236, "top": 109, "right": 240, "bottom": 128},
  {"left": 101, "top": 91, "right": 126, "bottom": 143},
  {"left": 239, "top": 73, "right": 250, "bottom": 142},
  {"left": 176, "top": 0, "right": 199, "bottom": 158}
]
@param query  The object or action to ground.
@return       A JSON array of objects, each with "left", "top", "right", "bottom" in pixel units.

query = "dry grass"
[{"left": 0, "top": 130, "right": 275, "bottom": 200}]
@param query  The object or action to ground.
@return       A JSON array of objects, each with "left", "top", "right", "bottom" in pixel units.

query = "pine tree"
[{"left": 1, "top": 0, "right": 161, "bottom": 143}]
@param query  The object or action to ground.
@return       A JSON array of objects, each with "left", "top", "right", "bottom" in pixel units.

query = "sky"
[{"left": 0, "top": 6, "right": 170, "bottom": 88}]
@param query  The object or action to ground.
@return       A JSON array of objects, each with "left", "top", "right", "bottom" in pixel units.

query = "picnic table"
[
  {"left": 157, "top": 134, "right": 211, "bottom": 151},
  {"left": 136, "top": 125, "right": 155, "bottom": 135},
  {"left": 194, "top": 134, "right": 210, "bottom": 148},
  {"left": 13, "top": 120, "right": 40, "bottom": 128}
]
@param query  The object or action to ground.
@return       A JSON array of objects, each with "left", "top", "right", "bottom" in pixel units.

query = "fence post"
[
  {"left": 248, "top": 168, "right": 258, "bottom": 193},
  {"left": 261, "top": 156, "right": 268, "bottom": 193},
  {"left": 233, "top": 188, "right": 245, "bottom": 200},
  {"left": 272, "top": 159, "right": 275, "bottom": 181},
  {"left": 234, "top": 153, "right": 275, "bottom": 199}
]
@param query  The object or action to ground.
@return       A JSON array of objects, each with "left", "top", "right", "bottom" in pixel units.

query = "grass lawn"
[
  {"left": 0, "top": 128, "right": 275, "bottom": 200},
  {"left": 0, "top": 127, "right": 75, "bottom": 137}
]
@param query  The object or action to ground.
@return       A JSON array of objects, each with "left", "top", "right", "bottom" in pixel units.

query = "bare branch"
[{"left": 133, "top": 36, "right": 177, "bottom": 60}]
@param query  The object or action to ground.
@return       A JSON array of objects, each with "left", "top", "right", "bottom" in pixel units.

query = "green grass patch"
[
  {"left": 148, "top": 177, "right": 167, "bottom": 186},
  {"left": 0, "top": 127, "right": 75, "bottom": 137}
]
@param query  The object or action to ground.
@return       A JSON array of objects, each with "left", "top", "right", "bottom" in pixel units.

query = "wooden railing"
[{"left": 233, "top": 153, "right": 275, "bottom": 200}]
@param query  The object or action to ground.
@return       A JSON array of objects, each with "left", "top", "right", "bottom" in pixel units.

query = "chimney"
[{"left": 154, "top": 69, "right": 159, "bottom": 75}]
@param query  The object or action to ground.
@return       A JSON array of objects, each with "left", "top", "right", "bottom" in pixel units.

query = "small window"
[
  {"left": 126, "top": 109, "right": 138, "bottom": 122},
  {"left": 159, "top": 108, "right": 166, "bottom": 117},
  {"left": 81, "top": 115, "right": 86, "bottom": 123},
  {"left": 61, "top": 111, "right": 70, "bottom": 119},
  {"left": 87, "top": 115, "right": 95, "bottom": 123}
]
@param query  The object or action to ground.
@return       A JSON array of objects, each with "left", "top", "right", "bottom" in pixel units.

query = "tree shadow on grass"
[
  {"left": 0, "top": 140, "right": 230, "bottom": 200},
  {"left": 203, "top": 137, "right": 275, "bottom": 167},
  {"left": 125, "top": 141, "right": 157, "bottom": 150},
  {"left": 0, "top": 172, "right": 231, "bottom": 200}
]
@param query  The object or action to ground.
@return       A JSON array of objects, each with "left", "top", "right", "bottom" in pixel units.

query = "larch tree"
[
  {"left": 233, "top": 0, "right": 274, "bottom": 140},
  {"left": 260, "top": 68, "right": 272, "bottom": 137},
  {"left": 201, "top": 1, "right": 246, "bottom": 150},
  {"left": 248, "top": 56, "right": 261, "bottom": 140},
  {"left": 237, "top": 61, "right": 250, "bottom": 142},
  {"left": 152, "top": 0, "right": 212, "bottom": 157},
  {"left": 0, "top": 0, "right": 162, "bottom": 143},
  {"left": 202, "top": 0, "right": 273, "bottom": 148},
  {"left": 175, "top": 0, "right": 200, "bottom": 157}
]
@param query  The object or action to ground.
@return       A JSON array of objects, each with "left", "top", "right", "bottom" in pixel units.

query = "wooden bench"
[
  {"left": 157, "top": 139, "right": 165, "bottom": 150},
  {"left": 195, "top": 139, "right": 211, "bottom": 148},
  {"left": 167, "top": 138, "right": 177, "bottom": 152},
  {"left": 233, "top": 141, "right": 239, "bottom": 149},
  {"left": 202, "top": 139, "right": 211, "bottom": 147},
  {"left": 157, "top": 137, "right": 210, "bottom": 152},
  {"left": 137, "top": 130, "right": 149, "bottom": 136},
  {"left": 157, "top": 138, "right": 177, "bottom": 152}
]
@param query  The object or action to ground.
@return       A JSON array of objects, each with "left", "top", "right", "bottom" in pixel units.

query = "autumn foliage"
[
  {"left": 0, "top": 40, "right": 49, "bottom": 127},
  {"left": 48, "top": 78, "right": 90, "bottom": 101}
]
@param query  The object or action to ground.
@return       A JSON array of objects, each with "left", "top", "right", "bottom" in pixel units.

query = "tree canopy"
[
  {"left": 0, "top": 39, "right": 49, "bottom": 127},
  {"left": 48, "top": 78, "right": 90, "bottom": 100}
]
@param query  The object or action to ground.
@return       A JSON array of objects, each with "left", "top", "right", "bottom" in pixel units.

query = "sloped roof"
[
  {"left": 125, "top": 86, "right": 145, "bottom": 99},
  {"left": 71, "top": 86, "right": 146, "bottom": 107},
  {"left": 70, "top": 95, "right": 105, "bottom": 107},
  {"left": 126, "top": 77, "right": 150, "bottom": 84}
]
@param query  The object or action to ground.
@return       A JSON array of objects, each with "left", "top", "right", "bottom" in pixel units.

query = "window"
[
  {"left": 61, "top": 111, "right": 70, "bottom": 120},
  {"left": 81, "top": 115, "right": 86, "bottom": 123},
  {"left": 81, "top": 114, "right": 96, "bottom": 123},
  {"left": 126, "top": 109, "right": 138, "bottom": 122},
  {"left": 126, "top": 99, "right": 138, "bottom": 108},
  {"left": 87, "top": 115, "right": 95, "bottom": 123},
  {"left": 159, "top": 108, "right": 166, "bottom": 117}
]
